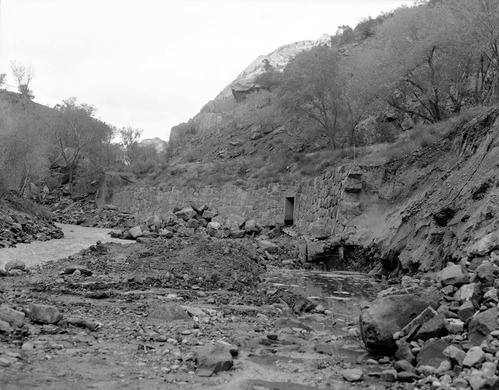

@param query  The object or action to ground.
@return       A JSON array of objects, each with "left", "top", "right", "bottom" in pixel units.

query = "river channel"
[
  {"left": 0, "top": 223, "right": 131, "bottom": 270},
  {"left": 0, "top": 224, "right": 381, "bottom": 317}
]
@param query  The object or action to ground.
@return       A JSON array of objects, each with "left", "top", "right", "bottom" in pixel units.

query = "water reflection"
[{"left": 266, "top": 270, "right": 381, "bottom": 315}]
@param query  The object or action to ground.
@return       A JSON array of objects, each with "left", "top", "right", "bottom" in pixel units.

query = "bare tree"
[{"left": 10, "top": 61, "right": 34, "bottom": 100}]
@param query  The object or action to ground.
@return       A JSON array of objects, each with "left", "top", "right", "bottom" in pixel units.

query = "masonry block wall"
[
  {"left": 294, "top": 165, "right": 366, "bottom": 234},
  {"left": 112, "top": 183, "right": 296, "bottom": 226},
  {"left": 112, "top": 164, "right": 370, "bottom": 233}
]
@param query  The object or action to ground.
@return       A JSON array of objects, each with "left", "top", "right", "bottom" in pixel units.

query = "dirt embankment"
[{"left": 348, "top": 107, "right": 499, "bottom": 273}]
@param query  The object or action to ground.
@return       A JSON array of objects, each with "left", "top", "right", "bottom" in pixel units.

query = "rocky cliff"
[{"left": 169, "top": 33, "right": 332, "bottom": 144}]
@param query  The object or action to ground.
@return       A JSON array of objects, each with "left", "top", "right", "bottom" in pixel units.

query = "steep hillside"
[
  {"left": 342, "top": 107, "right": 499, "bottom": 272},
  {"left": 0, "top": 90, "right": 61, "bottom": 191},
  {"left": 163, "top": 34, "right": 339, "bottom": 187}
]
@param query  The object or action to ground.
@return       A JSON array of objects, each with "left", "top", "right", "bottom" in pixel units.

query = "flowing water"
[{"left": 0, "top": 223, "right": 131, "bottom": 270}]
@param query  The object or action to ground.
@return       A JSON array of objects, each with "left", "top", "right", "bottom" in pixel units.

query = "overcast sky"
[{"left": 0, "top": 0, "right": 412, "bottom": 141}]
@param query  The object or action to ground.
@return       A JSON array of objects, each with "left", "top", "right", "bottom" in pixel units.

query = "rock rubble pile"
[
  {"left": 358, "top": 240, "right": 499, "bottom": 389},
  {"left": 51, "top": 197, "right": 135, "bottom": 228},
  {"left": 110, "top": 204, "right": 267, "bottom": 242},
  {"left": 0, "top": 195, "right": 63, "bottom": 249}
]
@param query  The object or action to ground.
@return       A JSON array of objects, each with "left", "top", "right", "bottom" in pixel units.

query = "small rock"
[
  {"left": 128, "top": 226, "right": 143, "bottom": 239},
  {"left": 4, "top": 259, "right": 26, "bottom": 272},
  {"left": 397, "top": 371, "right": 418, "bottom": 382},
  {"left": 0, "top": 306, "right": 26, "bottom": 327},
  {"left": 315, "top": 304, "right": 325, "bottom": 313},
  {"left": 26, "top": 304, "right": 62, "bottom": 324},
  {"left": 482, "top": 361, "right": 497, "bottom": 378},
  {"left": 394, "top": 360, "right": 415, "bottom": 373},
  {"left": 440, "top": 264, "right": 468, "bottom": 286},
  {"left": 415, "top": 313, "right": 447, "bottom": 341},
  {"left": 452, "top": 377, "right": 469, "bottom": 388},
  {"left": 174, "top": 208, "right": 196, "bottom": 222},
  {"left": 148, "top": 303, "right": 191, "bottom": 321},
  {"left": 257, "top": 239, "right": 278, "bottom": 254},
  {"left": 417, "top": 339, "right": 450, "bottom": 369},
  {"left": 341, "top": 368, "right": 363, "bottom": 382},
  {"left": 444, "top": 318, "right": 464, "bottom": 334},
  {"left": 195, "top": 343, "right": 234, "bottom": 377},
  {"left": 0, "top": 319, "right": 12, "bottom": 333},
  {"left": 380, "top": 369, "right": 397, "bottom": 382},
  {"left": 63, "top": 265, "right": 92, "bottom": 276},
  {"left": 468, "top": 307, "right": 499, "bottom": 345},
  {"left": 443, "top": 345, "right": 466, "bottom": 366},
  {"left": 462, "top": 346, "right": 485, "bottom": 367},
  {"left": 458, "top": 300, "right": 476, "bottom": 322}
]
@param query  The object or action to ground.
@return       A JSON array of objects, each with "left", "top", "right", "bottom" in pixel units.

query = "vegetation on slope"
[
  {"left": 2, "top": 0, "right": 499, "bottom": 194},
  {"left": 0, "top": 89, "right": 168, "bottom": 197},
  {"left": 162, "top": 0, "right": 499, "bottom": 188}
]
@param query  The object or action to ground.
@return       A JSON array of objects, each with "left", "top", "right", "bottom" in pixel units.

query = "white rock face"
[
  {"left": 215, "top": 33, "right": 332, "bottom": 101},
  {"left": 140, "top": 137, "right": 167, "bottom": 152},
  {"left": 169, "top": 33, "right": 332, "bottom": 141}
]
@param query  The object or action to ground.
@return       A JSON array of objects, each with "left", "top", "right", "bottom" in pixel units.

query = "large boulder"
[{"left": 359, "top": 288, "right": 441, "bottom": 353}]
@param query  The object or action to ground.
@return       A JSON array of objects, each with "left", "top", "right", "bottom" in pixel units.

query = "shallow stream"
[
  {"left": 266, "top": 268, "right": 381, "bottom": 318},
  {"left": 0, "top": 223, "right": 131, "bottom": 270}
]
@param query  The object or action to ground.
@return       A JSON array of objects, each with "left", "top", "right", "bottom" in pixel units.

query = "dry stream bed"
[{"left": 0, "top": 225, "right": 392, "bottom": 390}]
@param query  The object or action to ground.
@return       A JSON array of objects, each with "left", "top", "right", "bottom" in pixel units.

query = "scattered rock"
[
  {"left": 341, "top": 368, "right": 363, "bottom": 382},
  {"left": 468, "top": 307, "right": 499, "bottom": 345},
  {"left": 128, "top": 226, "right": 143, "bottom": 239},
  {"left": 25, "top": 303, "right": 63, "bottom": 324},
  {"left": 4, "top": 259, "right": 26, "bottom": 272},
  {"left": 195, "top": 342, "right": 234, "bottom": 377},
  {"left": 148, "top": 303, "right": 192, "bottom": 322},
  {"left": 0, "top": 306, "right": 25, "bottom": 327},
  {"left": 257, "top": 239, "right": 278, "bottom": 254},
  {"left": 439, "top": 264, "right": 468, "bottom": 286},
  {"left": 462, "top": 346, "right": 485, "bottom": 367},
  {"left": 416, "top": 339, "right": 450, "bottom": 369}
]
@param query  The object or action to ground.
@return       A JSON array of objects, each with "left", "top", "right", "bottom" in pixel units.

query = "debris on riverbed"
[
  {"left": 0, "top": 230, "right": 380, "bottom": 389},
  {"left": 359, "top": 247, "right": 499, "bottom": 388},
  {"left": 0, "top": 193, "right": 63, "bottom": 248},
  {"left": 8, "top": 199, "right": 499, "bottom": 388}
]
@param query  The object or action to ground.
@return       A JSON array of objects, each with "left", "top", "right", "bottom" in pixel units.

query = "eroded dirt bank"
[{"left": 350, "top": 107, "right": 499, "bottom": 273}]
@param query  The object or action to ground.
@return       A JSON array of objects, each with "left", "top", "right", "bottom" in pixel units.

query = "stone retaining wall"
[
  {"left": 112, "top": 183, "right": 297, "bottom": 227},
  {"left": 112, "top": 164, "right": 370, "bottom": 233},
  {"left": 294, "top": 165, "right": 367, "bottom": 234}
]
